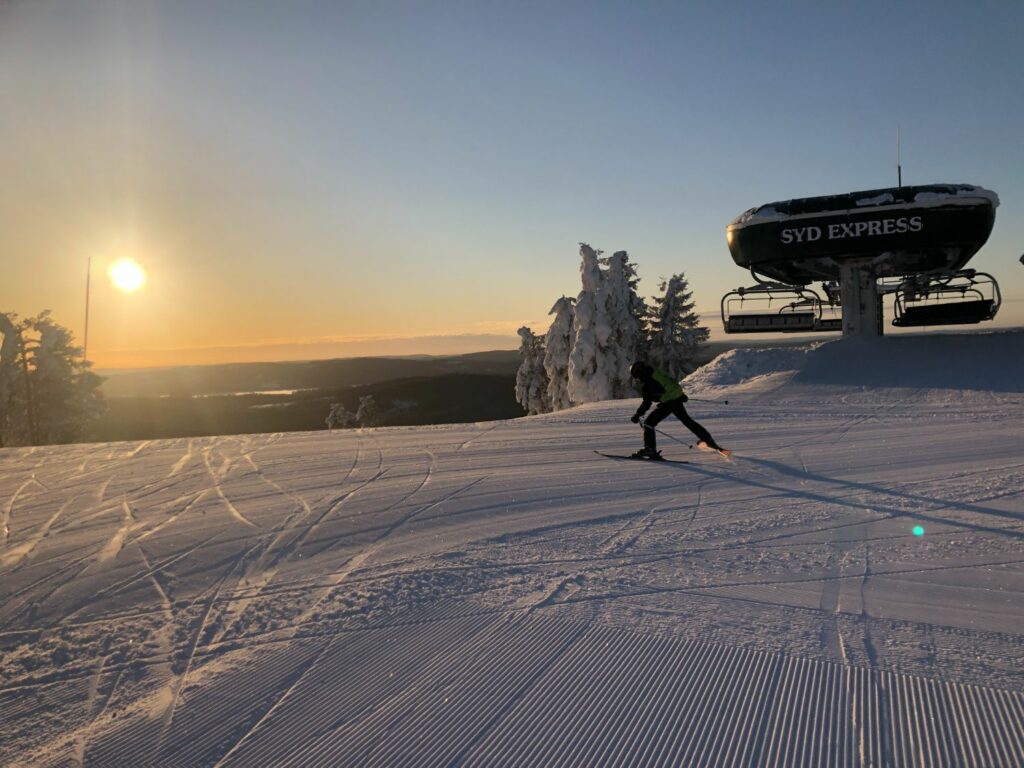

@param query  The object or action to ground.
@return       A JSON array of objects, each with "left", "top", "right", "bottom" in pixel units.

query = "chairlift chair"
[
  {"left": 891, "top": 270, "right": 1001, "bottom": 327},
  {"left": 721, "top": 283, "right": 838, "bottom": 334}
]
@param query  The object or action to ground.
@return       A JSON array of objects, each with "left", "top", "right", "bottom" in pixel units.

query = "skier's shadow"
[{"left": 664, "top": 455, "right": 1024, "bottom": 541}]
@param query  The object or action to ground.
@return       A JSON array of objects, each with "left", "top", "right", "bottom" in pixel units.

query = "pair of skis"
[
  {"left": 595, "top": 442, "right": 731, "bottom": 465},
  {"left": 599, "top": 416, "right": 732, "bottom": 464},
  {"left": 595, "top": 451, "right": 689, "bottom": 464}
]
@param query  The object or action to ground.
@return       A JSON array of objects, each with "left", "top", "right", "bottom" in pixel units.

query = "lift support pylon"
[{"left": 839, "top": 262, "right": 883, "bottom": 337}]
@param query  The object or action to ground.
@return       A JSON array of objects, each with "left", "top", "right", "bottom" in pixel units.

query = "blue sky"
[{"left": 2, "top": 1, "right": 1022, "bottom": 366}]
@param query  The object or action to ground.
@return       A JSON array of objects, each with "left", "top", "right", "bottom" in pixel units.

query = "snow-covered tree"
[
  {"left": 567, "top": 244, "right": 616, "bottom": 403},
  {"left": 515, "top": 326, "right": 550, "bottom": 415},
  {"left": 603, "top": 251, "right": 648, "bottom": 398},
  {"left": 356, "top": 395, "right": 382, "bottom": 427},
  {"left": 543, "top": 296, "right": 575, "bottom": 411},
  {"left": 646, "top": 273, "right": 709, "bottom": 380},
  {"left": 30, "top": 314, "right": 105, "bottom": 445},
  {"left": 0, "top": 312, "right": 105, "bottom": 446},
  {"left": 0, "top": 314, "right": 26, "bottom": 447},
  {"left": 325, "top": 402, "right": 356, "bottom": 429}
]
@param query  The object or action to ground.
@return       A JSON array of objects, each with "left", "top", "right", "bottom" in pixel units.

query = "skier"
[{"left": 629, "top": 361, "right": 728, "bottom": 459}]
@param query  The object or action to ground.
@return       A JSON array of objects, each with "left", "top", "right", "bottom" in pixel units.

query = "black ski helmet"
[{"left": 630, "top": 361, "right": 649, "bottom": 379}]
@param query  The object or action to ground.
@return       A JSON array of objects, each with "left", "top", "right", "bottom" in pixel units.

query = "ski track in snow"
[{"left": 1, "top": 351, "right": 1023, "bottom": 765}]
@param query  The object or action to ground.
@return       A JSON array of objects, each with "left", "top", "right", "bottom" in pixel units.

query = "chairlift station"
[{"left": 721, "top": 184, "right": 1001, "bottom": 336}]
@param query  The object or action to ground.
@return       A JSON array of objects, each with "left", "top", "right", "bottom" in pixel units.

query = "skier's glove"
[{"left": 630, "top": 414, "right": 641, "bottom": 424}]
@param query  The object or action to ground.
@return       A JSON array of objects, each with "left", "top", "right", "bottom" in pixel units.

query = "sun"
[{"left": 108, "top": 258, "right": 147, "bottom": 293}]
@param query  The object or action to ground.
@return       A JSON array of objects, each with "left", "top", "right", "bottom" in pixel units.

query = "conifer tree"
[
  {"left": 647, "top": 273, "right": 709, "bottom": 381},
  {"left": 543, "top": 296, "right": 575, "bottom": 411},
  {"left": 0, "top": 314, "right": 27, "bottom": 446},
  {"left": 356, "top": 395, "right": 382, "bottom": 427},
  {"left": 515, "top": 326, "right": 550, "bottom": 415},
  {"left": 567, "top": 244, "right": 615, "bottom": 403},
  {"left": 325, "top": 402, "right": 356, "bottom": 429},
  {"left": 603, "top": 251, "right": 648, "bottom": 397},
  {"left": 0, "top": 312, "right": 104, "bottom": 446}
]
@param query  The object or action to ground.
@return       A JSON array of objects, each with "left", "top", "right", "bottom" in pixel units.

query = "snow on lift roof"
[{"left": 729, "top": 184, "right": 999, "bottom": 228}]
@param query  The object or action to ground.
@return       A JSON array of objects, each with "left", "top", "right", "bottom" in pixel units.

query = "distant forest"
[
  {"left": 96, "top": 374, "right": 524, "bottom": 441},
  {"left": 94, "top": 353, "right": 525, "bottom": 441}
]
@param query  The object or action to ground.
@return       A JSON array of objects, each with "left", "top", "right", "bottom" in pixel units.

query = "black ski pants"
[{"left": 643, "top": 398, "right": 718, "bottom": 452}]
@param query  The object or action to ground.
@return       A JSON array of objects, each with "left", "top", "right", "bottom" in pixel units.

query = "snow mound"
[
  {"left": 685, "top": 330, "right": 1024, "bottom": 401},
  {"left": 684, "top": 344, "right": 821, "bottom": 390},
  {"left": 793, "top": 330, "right": 1024, "bottom": 392}
]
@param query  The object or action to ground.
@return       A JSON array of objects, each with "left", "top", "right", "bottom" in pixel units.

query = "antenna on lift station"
[{"left": 897, "top": 123, "right": 902, "bottom": 188}]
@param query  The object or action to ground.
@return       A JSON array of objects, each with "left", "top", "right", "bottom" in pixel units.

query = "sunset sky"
[{"left": 2, "top": 1, "right": 1022, "bottom": 370}]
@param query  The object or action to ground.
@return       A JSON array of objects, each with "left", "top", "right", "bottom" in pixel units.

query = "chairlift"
[{"left": 891, "top": 270, "right": 1001, "bottom": 327}]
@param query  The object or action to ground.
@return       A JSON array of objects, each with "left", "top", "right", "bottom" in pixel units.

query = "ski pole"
[
  {"left": 686, "top": 397, "right": 729, "bottom": 405},
  {"left": 638, "top": 419, "right": 694, "bottom": 449}
]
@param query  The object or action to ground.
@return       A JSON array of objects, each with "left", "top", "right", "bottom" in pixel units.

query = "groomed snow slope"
[{"left": 2, "top": 331, "right": 1023, "bottom": 767}]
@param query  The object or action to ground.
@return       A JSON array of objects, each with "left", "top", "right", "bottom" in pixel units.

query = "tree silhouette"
[{"left": 0, "top": 312, "right": 105, "bottom": 446}]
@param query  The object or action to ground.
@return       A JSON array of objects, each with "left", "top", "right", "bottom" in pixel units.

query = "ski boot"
[
  {"left": 697, "top": 441, "right": 731, "bottom": 459},
  {"left": 631, "top": 448, "right": 665, "bottom": 461}
]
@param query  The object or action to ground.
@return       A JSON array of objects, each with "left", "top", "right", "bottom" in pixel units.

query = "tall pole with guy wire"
[{"left": 83, "top": 257, "right": 91, "bottom": 362}]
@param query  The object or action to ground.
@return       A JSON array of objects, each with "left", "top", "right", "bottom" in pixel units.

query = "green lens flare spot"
[{"left": 912, "top": 525, "right": 925, "bottom": 537}]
